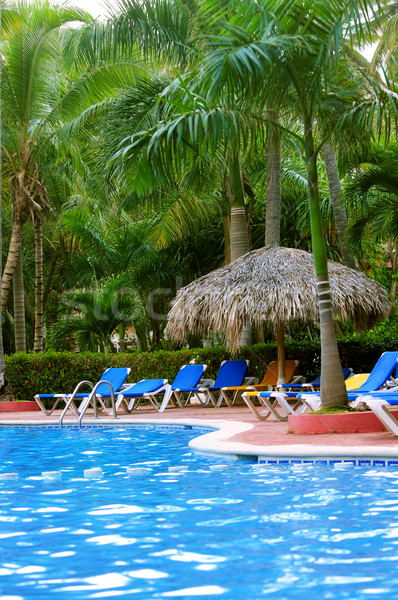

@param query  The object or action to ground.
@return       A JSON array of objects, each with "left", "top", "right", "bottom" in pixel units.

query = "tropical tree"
[
  {"left": 344, "top": 144, "right": 398, "bottom": 307},
  {"left": 52, "top": 201, "right": 224, "bottom": 351},
  {"left": 47, "top": 275, "right": 143, "bottom": 353},
  {"left": 104, "top": 0, "right": 253, "bottom": 266},
  {"left": 366, "top": 1, "right": 398, "bottom": 76},
  {"left": 116, "top": 0, "right": 393, "bottom": 406},
  {"left": 1, "top": 0, "right": 146, "bottom": 352},
  {"left": 322, "top": 144, "right": 357, "bottom": 269},
  {"left": 0, "top": 120, "right": 5, "bottom": 397},
  {"left": 0, "top": 1, "right": 90, "bottom": 351}
]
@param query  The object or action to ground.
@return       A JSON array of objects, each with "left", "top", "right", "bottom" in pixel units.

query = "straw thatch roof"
[{"left": 165, "top": 246, "right": 390, "bottom": 348}]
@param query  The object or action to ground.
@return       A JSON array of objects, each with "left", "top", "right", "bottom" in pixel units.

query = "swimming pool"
[{"left": 0, "top": 425, "right": 397, "bottom": 599}]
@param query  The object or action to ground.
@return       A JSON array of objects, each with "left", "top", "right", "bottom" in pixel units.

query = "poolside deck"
[{"left": 1, "top": 404, "right": 398, "bottom": 462}]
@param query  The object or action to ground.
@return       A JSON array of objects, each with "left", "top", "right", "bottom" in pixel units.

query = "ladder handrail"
[
  {"left": 78, "top": 380, "right": 117, "bottom": 428},
  {"left": 59, "top": 380, "right": 93, "bottom": 428}
]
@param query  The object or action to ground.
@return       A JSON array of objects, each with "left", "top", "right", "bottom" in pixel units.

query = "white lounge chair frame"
[
  {"left": 116, "top": 380, "right": 171, "bottom": 413},
  {"left": 242, "top": 391, "right": 314, "bottom": 421},
  {"left": 355, "top": 395, "right": 398, "bottom": 436}
]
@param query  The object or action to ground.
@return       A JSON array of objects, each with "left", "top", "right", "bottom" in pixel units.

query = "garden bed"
[{"left": 288, "top": 409, "right": 398, "bottom": 434}]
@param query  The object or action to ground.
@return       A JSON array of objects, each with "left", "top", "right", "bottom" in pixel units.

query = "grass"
[{"left": 311, "top": 406, "right": 363, "bottom": 415}]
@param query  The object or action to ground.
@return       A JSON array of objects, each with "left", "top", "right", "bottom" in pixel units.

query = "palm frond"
[{"left": 148, "top": 189, "right": 225, "bottom": 247}]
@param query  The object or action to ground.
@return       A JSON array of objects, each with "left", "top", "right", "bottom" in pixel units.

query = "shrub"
[{"left": 5, "top": 334, "right": 398, "bottom": 401}]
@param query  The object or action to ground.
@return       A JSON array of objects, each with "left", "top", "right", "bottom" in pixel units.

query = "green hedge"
[{"left": 5, "top": 334, "right": 398, "bottom": 401}]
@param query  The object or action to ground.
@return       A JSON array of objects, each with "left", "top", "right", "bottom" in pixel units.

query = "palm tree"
[
  {"left": 321, "top": 144, "right": 357, "bottom": 270},
  {"left": 344, "top": 144, "right": 398, "bottom": 307},
  {"left": 12, "top": 250, "right": 26, "bottom": 352},
  {"left": 1, "top": 1, "right": 89, "bottom": 351},
  {"left": 47, "top": 275, "right": 143, "bottom": 353},
  {"left": 188, "top": 0, "right": 387, "bottom": 406},
  {"left": 104, "top": 0, "right": 252, "bottom": 266},
  {"left": 1, "top": 0, "right": 146, "bottom": 352},
  {"left": 55, "top": 202, "right": 222, "bottom": 350},
  {"left": 365, "top": 1, "right": 398, "bottom": 76},
  {"left": 0, "top": 112, "right": 6, "bottom": 396}
]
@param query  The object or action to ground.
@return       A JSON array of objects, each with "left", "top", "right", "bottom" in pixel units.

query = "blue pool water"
[{"left": 0, "top": 426, "right": 397, "bottom": 600}]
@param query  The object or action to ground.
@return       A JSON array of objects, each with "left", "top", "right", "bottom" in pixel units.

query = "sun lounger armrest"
[
  {"left": 290, "top": 375, "right": 306, "bottom": 384},
  {"left": 297, "top": 393, "right": 321, "bottom": 411},
  {"left": 119, "top": 383, "right": 136, "bottom": 391},
  {"left": 243, "top": 376, "right": 258, "bottom": 385},
  {"left": 385, "top": 377, "right": 398, "bottom": 388},
  {"left": 198, "top": 378, "right": 215, "bottom": 388},
  {"left": 299, "top": 383, "right": 317, "bottom": 390}
]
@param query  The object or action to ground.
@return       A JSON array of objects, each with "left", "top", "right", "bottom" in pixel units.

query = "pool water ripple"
[{"left": 0, "top": 426, "right": 397, "bottom": 599}]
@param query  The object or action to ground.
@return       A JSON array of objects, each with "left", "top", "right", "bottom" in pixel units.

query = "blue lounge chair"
[
  {"left": 299, "top": 351, "right": 398, "bottom": 410},
  {"left": 115, "top": 364, "right": 207, "bottom": 413},
  {"left": 115, "top": 378, "right": 170, "bottom": 412},
  {"left": 242, "top": 351, "right": 398, "bottom": 420},
  {"left": 219, "top": 359, "right": 300, "bottom": 406},
  {"left": 168, "top": 364, "right": 208, "bottom": 407},
  {"left": 277, "top": 367, "right": 352, "bottom": 392},
  {"left": 179, "top": 360, "right": 249, "bottom": 407},
  {"left": 34, "top": 367, "right": 131, "bottom": 416},
  {"left": 346, "top": 351, "right": 398, "bottom": 396}
]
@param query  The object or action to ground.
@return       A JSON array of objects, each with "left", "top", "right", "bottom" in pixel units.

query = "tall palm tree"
[
  {"left": 322, "top": 144, "right": 357, "bottom": 270},
  {"left": 189, "top": 0, "right": 387, "bottom": 406},
  {"left": 12, "top": 250, "right": 26, "bottom": 352},
  {"left": 105, "top": 0, "right": 252, "bottom": 266},
  {"left": 344, "top": 144, "right": 398, "bottom": 307},
  {"left": 1, "top": 1, "right": 89, "bottom": 351},
  {"left": 0, "top": 83, "right": 5, "bottom": 393},
  {"left": 1, "top": 0, "right": 146, "bottom": 352}
]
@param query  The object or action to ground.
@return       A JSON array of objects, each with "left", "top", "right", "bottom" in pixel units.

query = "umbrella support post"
[{"left": 276, "top": 323, "right": 286, "bottom": 385}]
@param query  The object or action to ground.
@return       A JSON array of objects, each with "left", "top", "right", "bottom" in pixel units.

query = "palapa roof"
[{"left": 165, "top": 246, "right": 391, "bottom": 348}]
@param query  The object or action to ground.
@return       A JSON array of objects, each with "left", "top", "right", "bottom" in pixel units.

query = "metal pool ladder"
[{"left": 59, "top": 380, "right": 118, "bottom": 428}]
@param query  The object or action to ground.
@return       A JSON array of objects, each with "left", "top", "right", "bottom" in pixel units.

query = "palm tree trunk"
[
  {"left": 304, "top": 121, "right": 347, "bottom": 408},
  {"left": 227, "top": 155, "right": 251, "bottom": 346},
  {"left": 33, "top": 221, "right": 44, "bottom": 353},
  {"left": 265, "top": 109, "right": 281, "bottom": 247},
  {"left": 0, "top": 176, "right": 6, "bottom": 395},
  {"left": 388, "top": 240, "right": 397, "bottom": 311},
  {"left": 13, "top": 249, "right": 26, "bottom": 352},
  {"left": 230, "top": 205, "right": 249, "bottom": 261},
  {"left": 134, "top": 322, "right": 148, "bottom": 352},
  {"left": 322, "top": 144, "right": 357, "bottom": 270},
  {"left": 68, "top": 333, "right": 80, "bottom": 353},
  {"left": 1, "top": 221, "right": 24, "bottom": 314},
  {"left": 266, "top": 109, "right": 286, "bottom": 382},
  {"left": 228, "top": 156, "right": 250, "bottom": 262}
]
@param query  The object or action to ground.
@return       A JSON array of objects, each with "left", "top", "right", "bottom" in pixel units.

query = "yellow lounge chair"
[{"left": 345, "top": 373, "right": 370, "bottom": 391}]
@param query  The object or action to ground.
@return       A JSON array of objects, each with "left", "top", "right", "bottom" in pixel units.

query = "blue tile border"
[
  {"left": 258, "top": 456, "right": 398, "bottom": 467},
  {"left": 0, "top": 423, "right": 215, "bottom": 434}
]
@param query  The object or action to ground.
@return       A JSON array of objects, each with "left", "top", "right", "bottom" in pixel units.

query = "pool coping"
[{"left": 2, "top": 416, "right": 398, "bottom": 465}]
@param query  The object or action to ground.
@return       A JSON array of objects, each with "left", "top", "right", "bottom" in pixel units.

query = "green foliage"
[
  {"left": 46, "top": 275, "right": 143, "bottom": 353},
  {"left": 312, "top": 407, "right": 352, "bottom": 414},
  {"left": 7, "top": 334, "right": 398, "bottom": 401}
]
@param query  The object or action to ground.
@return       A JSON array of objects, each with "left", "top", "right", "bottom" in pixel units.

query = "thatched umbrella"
[{"left": 165, "top": 246, "right": 390, "bottom": 382}]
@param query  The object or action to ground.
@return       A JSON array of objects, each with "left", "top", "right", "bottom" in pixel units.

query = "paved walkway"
[{"left": 1, "top": 404, "right": 398, "bottom": 461}]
